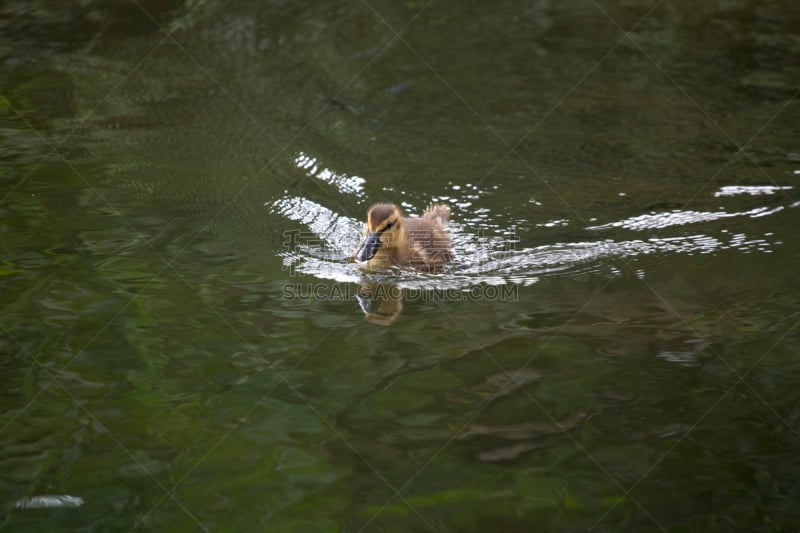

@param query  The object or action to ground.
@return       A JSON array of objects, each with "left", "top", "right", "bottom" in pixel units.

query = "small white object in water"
[{"left": 15, "top": 495, "right": 85, "bottom": 509}]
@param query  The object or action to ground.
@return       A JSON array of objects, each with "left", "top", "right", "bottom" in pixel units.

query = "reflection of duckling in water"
[
  {"left": 356, "top": 283, "right": 404, "bottom": 326},
  {"left": 355, "top": 203, "right": 453, "bottom": 272}
]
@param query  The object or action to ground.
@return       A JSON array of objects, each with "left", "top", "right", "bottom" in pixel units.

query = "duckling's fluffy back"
[
  {"left": 422, "top": 204, "right": 450, "bottom": 223},
  {"left": 404, "top": 204, "right": 453, "bottom": 268}
]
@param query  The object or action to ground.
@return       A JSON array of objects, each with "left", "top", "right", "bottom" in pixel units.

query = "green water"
[{"left": 2, "top": 0, "right": 800, "bottom": 530}]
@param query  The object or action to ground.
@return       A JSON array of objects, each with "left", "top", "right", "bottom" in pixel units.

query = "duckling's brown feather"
[
  {"left": 403, "top": 216, "right": 453, "bottom": 268},
  {"left": 368, "top": 203, "right": 399, "bottom": 231}
]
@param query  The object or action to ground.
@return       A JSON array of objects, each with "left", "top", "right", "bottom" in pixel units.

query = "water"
[{"left": 2, "top": 0, "right": 800, "bottom": 530}]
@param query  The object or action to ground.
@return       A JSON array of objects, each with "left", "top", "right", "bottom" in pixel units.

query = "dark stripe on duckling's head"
[{"left": 367, "top": 203, "right": 402, "bottom": 233}]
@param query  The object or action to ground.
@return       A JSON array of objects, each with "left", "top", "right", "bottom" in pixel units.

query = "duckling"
[{"left": 355, "top": 203, "right": 453, "bottom": 271}]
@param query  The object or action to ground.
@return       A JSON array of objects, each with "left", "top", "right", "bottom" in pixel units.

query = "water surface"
[{"left": 2, "top": 0, "right": 800, "bottom": 530}]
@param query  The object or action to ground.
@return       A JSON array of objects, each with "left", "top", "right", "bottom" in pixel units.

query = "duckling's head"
[{"left": 355, "top": 203, "right": 404, "bottom": 262}]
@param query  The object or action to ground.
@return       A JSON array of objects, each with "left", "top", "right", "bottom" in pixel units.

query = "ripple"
[
  {"left": 714, "top": 185, "right": 793, "bottom": 197},
  {"left": 587, "top": 206, "right": 786, "bottom": 231},
  {"left": 268, "top": 194, "right": 781, "bottom": 290},
  {"left": 268, "top": 195, "right": 362, "bottom": 253},
  {"left": 293, "top": 152, "right": 366, "bottom": 197},
  {"left": 268, "top": 154, "right": 789, "bottom": 289}
]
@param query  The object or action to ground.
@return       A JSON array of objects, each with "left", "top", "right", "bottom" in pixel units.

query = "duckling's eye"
[{"left": 386, "top": 221, "right": 394, "bottom": 229}]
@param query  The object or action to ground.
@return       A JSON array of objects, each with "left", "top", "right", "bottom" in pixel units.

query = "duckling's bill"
[{"left": 356, "top": 231, "right": 382, "bottom": 261}]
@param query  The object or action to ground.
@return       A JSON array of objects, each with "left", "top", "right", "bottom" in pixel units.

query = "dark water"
[{"left": 2, "top": 0, "right": 800, "bottom": 530}]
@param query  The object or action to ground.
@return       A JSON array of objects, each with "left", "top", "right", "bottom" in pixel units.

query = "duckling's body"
[{"left": 355, "top": 203, "right": 453, "bottom": 272}]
